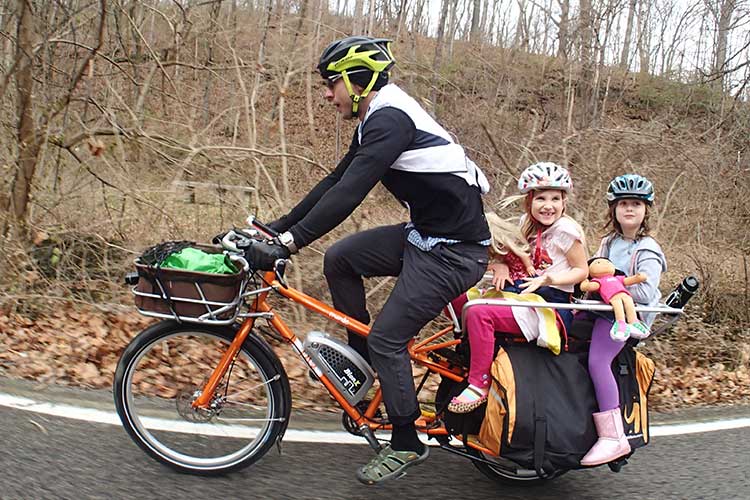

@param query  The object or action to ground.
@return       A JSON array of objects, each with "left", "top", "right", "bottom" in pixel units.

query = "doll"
[{"left": 579, "top": 257, "right": 650, "bottom": 341}]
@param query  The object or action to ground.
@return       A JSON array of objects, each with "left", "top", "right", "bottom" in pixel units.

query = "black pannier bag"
[
  {"left": 479, "top": 344, "right": 598, "bottom": 476},
  {"left": 442, "top": 338, "right": 656, "bottom": 476}
]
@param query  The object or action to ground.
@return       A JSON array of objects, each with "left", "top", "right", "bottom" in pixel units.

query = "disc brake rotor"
[{"left": 176, "top": 385, "right": 223, "bottom": 423}]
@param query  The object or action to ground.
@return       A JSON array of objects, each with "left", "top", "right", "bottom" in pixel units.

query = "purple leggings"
[{"left": 589, "top": 317, "right": 625, "bottom": 411}]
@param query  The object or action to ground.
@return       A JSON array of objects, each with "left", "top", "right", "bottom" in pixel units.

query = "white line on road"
[{"left": 1, "top": 392, "right": 749, "bottom": 444}]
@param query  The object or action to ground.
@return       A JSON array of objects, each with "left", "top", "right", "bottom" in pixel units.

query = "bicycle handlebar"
[{"left": 220, "top": 227, "right": 290, "bottom": 280}]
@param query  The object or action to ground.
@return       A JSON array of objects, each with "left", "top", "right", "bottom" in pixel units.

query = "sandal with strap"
[
  {"left": 355, "top": 444, "right": 430, "bottom": 485},
  {"left": 448, "top": 385, "right": 488, "bottom": 414}
]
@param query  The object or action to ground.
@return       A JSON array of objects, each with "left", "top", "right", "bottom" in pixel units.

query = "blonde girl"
[{"left": 448, "top": 162, "right": 588, "bottom": 413}]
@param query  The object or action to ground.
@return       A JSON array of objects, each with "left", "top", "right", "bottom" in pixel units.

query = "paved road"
[{"left": 3, "top": 400, "right": 749, "bottom": 500}]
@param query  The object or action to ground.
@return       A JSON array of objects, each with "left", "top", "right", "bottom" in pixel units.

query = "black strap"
[{"left": 532, "top": 367, "right": 555, "bottom": 479}]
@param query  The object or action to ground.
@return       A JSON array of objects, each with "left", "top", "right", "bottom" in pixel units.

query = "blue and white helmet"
[
  {"left": 606, "top": 174, "right": 654, "bottom": 205},
  {"left": 518, "top": 162, "right": 573, "bottom": 194}
]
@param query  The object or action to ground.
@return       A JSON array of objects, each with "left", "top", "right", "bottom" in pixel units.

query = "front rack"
[{"left": 133, "top": 280, "right": 247, "bottom": 325}]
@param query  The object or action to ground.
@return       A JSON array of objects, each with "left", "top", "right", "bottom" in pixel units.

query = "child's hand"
[
  {"left": 489, "top": 261, "right": 512, "bottom": 291},
  {"left": 525, "top": 266, "right": 537, "bottom": 277},
  {"left": 519, "top": 274, "right": 551, "bottom": 294}
]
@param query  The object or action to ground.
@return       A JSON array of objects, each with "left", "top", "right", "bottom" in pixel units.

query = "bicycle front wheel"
[{"left": 114, "top": 321, "right": 291, "bottom": 475}]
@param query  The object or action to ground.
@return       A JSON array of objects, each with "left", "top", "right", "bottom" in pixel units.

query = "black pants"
[{"left": 323, "top": 224, "right": 488, "bottom": 425}]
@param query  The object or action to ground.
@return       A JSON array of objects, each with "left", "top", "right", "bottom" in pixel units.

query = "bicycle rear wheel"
[{"left": 114, "top": 320, "right": 291, "bottom": 475}]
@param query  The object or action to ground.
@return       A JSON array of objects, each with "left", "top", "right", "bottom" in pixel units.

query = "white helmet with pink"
[{"left": 518, "top": 162, "right": 573, "bottom": 194}]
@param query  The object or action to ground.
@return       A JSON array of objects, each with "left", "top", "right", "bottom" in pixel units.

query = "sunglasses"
[{"left": 324, "top": 74, "right": 342, "bottom": 90}]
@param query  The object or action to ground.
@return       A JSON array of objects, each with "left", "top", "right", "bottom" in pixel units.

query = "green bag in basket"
[{"left": 160, "top": 247, "right": 238, "bottom": 274}]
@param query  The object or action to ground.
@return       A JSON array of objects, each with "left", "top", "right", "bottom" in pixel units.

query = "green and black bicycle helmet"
[
  {"left": 318, "top": 36, "right": 395, "bottom": 114},
  {"left": 606, "top": 174, "right": 655, "bottom": 205}
]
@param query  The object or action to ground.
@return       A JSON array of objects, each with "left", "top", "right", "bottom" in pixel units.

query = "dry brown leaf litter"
[{"left": 0, "top": 303, "right": 748, "bottom": 412}]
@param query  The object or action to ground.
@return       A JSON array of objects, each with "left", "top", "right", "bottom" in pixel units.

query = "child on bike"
[
  {"left": 448, "top": 162, "right": 588, "bottom": 413},
  {"left": 580, "top": 174, "right": 666, "bottom": 466}
]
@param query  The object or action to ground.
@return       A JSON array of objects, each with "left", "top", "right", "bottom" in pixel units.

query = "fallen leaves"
[{"left": 1, "top": 302, "right": 749, "bottom": 412}]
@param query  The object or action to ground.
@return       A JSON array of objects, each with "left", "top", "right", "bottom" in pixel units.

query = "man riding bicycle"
[{"left": 268, "top": 36, "right": 491, "bottom": 484}]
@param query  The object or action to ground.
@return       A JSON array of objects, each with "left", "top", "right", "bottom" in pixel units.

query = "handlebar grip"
[{"left": 246, "top": 215, "right": 278, "bottom": 237}]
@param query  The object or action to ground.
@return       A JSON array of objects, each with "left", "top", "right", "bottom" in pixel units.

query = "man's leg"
[
  {"left": 323, "top": 224, "right": 406, "bottom": 361},
  {"left": 368, "top": 242, "right": 488, "bottom": 448}
]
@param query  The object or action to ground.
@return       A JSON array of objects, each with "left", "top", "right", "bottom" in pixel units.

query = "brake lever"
[{"left": 274, "top": 259, "right": 289, "bottom": 288}]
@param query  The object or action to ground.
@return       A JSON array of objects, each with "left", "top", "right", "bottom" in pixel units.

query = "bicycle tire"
[{"left": 113, "top": 320, "right": 291, "bottom": 475}]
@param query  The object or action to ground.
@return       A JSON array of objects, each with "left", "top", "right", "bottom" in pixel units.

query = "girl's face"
[
  {"left": 615, "top": 199, "right": 647, "bottom": 235},
  {"left": 529, "top": 189, "right": 566, "bottom": 226}
]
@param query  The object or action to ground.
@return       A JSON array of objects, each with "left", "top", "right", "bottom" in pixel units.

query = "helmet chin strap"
[{"left": 341, "top": 70, "right": 380, "bottom": 115}]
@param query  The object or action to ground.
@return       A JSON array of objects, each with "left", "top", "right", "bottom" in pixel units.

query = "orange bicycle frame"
[{"left": 193, "top": 270, "right": 464, "bottom": 436}]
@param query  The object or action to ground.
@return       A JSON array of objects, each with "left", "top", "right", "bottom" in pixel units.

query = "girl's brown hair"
[{"left": 602, "top": 200, "right": 651, "bottom": 239}]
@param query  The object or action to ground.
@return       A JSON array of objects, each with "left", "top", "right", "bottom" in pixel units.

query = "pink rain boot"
[{"left": 580, "top": 408, "right": 631, "bottom": 466}]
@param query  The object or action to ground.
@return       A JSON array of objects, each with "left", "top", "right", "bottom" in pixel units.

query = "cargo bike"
[{"left": 113, "top": 217, "right": 696, "bottom": 483}]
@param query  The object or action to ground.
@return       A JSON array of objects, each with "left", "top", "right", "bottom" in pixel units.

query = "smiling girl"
[{"left": 448, "top": 162, "right": 588, "bottom": 413}]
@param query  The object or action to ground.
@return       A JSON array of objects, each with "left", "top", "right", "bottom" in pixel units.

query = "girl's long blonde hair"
[{"left": 485, "top": 211, "right": 530, "bottom": 258}]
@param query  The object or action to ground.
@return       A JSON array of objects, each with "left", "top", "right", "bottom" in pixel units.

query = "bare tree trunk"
[
  {"left": 230, "top": 0, "right": 239, "bottom": 47},
  {"left": 514, "top": 0, "right": 529, "bottom": 50},
  {"left": 6, "top": 0, "right": 40, "bottom": 236},
  {"left": 574, "top": 0, "right": 596, "bottom": 125},
  {"left": 250, "top": 0, "right": 274, "bottom": 149},
  {"left": 201, "top": 0, "right": 223, "bottom": 126},
  {"left": 620, "top": 0, "right": 637, "bottom": 70},
  {"left": 447, "top": 0, "right": 460, "bottom": 56},
  {"left": 480, "top": 0, "right": 490, "bottom": 41},
  {"left": 367, "top": 0, "right": 376, "bottom": 34},
  {"left": 278, "top": 0, "right": 309, "bottom": 206},
  {"left": 353, "top": 0, "right": 363, "bottom": 33},
  {"left": 470, "top": 0, "right": 481, "bottom": 42},
  {"left": 713, "top": 0, "right": 737, "bottom": 89},
  {"left": 637, "top": 0, "right": 651, "bottom": 75},
  {"left": 0, "top": 0, "right": 14, "bottom": 68},
  {"left": 431, "top": 0, "right": 451, "bottom": 112},
  {"left": 395, "top": 0, "right": 409, "bottom": 40},
  {"left": 306, "top": 0, "right": 324, "bottom": 135}
]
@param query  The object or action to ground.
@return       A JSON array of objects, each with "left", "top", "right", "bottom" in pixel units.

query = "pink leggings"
[{"left": 450, "top": 294, "right": 524, "bottom": 388}]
